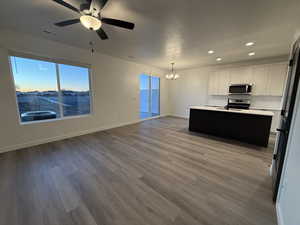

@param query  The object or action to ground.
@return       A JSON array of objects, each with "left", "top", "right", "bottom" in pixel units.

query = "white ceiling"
[{"left": 0, "top": 0, "right": 299, "bottom": 69}]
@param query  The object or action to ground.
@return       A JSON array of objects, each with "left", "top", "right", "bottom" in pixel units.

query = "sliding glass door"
[
  {"left": 139, "top": 74, "right": 160, "bottom": 119},
  {"left": 151, "top": 76, "right": 160, "bottom": 116},
  {"left": 140, "top": 74, "right": 150, "bottom": 118}
]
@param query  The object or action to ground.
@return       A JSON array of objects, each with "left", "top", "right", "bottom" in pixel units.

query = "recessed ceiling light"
[
  {"left": 245, "top": 42, "right": 255, "bottom": 46},
  {"left": 216, "top": 57, "right": 222, "bottom": 61},
  {"left": 208, "top": 50, "right": 214, "bottom": 54},
  {"left": 248, "top": 52, "right": 255, "bottom": 56}
]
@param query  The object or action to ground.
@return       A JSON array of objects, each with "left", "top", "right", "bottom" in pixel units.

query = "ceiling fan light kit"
[
  {"left": 52, "top": 0, "right": 135, "bottom": 40},
  {"left": 80, "top": 15, "right": 102, "bottom": 30}
]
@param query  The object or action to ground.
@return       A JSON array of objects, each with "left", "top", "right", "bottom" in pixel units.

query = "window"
[
  {"left": 59, "top": 64, "right": 91, "bottom": 117},
  {"left": 151, "top": 76, "right": 160, "bottom": 116},
  {"left": 139, "top": 74, "right": 160, "bottom": 119},
  {"left": 10, "top": 56, "right": 91, "bottom": 123}
]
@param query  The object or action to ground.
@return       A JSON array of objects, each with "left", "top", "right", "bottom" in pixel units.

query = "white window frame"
[{"left": 8, "top": 53, "right": 94, "bottom": 125}]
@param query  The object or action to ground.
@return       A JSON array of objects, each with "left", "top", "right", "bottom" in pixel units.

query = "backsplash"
[{"left": 208, "top": 95, "right": 282, "bottom": 110}]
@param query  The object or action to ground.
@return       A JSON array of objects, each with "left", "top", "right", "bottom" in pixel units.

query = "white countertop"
[{"left": 190, "top": 106, "right": 274, "bottom": 116}]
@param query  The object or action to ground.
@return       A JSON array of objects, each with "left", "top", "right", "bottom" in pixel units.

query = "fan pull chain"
[{"left": 89, "top": 41, "right": 95, "bottom": 55}]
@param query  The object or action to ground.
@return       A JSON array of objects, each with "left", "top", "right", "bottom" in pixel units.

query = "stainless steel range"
[{"left": 226, "top": 84, "right": 252, "bottom": 109}]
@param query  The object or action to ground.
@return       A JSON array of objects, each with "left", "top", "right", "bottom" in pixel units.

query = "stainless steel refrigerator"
[{"left": 272, "top": 38, "right": 300, "bottom": 201}]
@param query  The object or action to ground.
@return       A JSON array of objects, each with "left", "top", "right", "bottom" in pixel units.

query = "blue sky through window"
[
  {"left": 140, "top": 74, "right": 150, "bottom": 90},
  {"left": 11, "top": 56, "right": 90, "bottom": 92},
  {"left": 11, "top": 56, "right": 57, "bottom": 92},
  {"left": 59, "top": 64, "right": 90, "bottom": 91},
  {"left": 139, "top": 74, "right": 160, "bottom": 117}
]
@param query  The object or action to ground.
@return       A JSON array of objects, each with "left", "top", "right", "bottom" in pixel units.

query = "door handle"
[{"left": 277, "top": 128, "right": 287, "bottom": 133}]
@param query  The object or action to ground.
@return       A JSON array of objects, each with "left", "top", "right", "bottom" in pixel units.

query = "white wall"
[
  {"left": 0, "top": 30, "right": 169, "bottom": 153},
  {"left": 169, "top": 67, "right": 211, "bottom": 117},
  {"left": 277, "top": 80, "right": 300, "bottom": 225}
]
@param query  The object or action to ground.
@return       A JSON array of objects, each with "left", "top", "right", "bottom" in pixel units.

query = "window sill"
[{"left": 19, "top": 113, "right": 92, "bottom": 126}]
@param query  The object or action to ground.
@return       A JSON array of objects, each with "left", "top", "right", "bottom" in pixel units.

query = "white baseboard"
[
  {"left": 276, "top": 203, "right": 284, "bottom": 225},
  {"left": 0, "top": 115, "right": 168, "bottom": 154}
]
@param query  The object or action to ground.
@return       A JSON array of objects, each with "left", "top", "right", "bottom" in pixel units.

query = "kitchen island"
[{"left": 189, "top": 106, "right": 274, "bottom": 147}]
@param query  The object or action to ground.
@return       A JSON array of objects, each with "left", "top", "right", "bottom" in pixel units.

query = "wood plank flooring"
[{"left": 0, "top": 116, "right": 277, "bottom": 225}]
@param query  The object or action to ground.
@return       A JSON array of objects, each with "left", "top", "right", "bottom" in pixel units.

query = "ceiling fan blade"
[
  {"left": 54, "top": 19, "right": 80, "bottom": 27},
  {"left": 52, "top": 0, "right": 80, "bottom": 13},
  {"left": 102, "top": 18, "right": 135, "bottom": 30},
  {"left": 97, "top": 28, "right": 109, "bottom": 40}
]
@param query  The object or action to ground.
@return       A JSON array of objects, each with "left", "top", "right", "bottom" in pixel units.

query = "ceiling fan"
[{"left": 52, "top": 0, "right": 135, "bottom": 40}]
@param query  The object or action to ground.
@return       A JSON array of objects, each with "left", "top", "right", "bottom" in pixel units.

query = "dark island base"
[{"left": 189, "top": 109, "right": 273, "bottom": 147}]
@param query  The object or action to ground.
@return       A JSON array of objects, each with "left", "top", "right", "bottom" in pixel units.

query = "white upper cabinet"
[
  {"left": 229, "top": 68, "right": 240, "bottom": 84},
  {"left": 208, "top": 71, "right": 219, "bottom": 95},
  {"left": 252, "top": 63, "right": 287, "bottom": 96},
  {"left": 241, "top": 67, "right": 253, "bottom": 84},
  {"left": 208, "top": 70, "right": 230, "bottom": 95},
  {"left": 229, "top": 67, "right": 252, "bottom": 84},
  {"left": 218, "top": 69, "right": 230, "bottom": 95},
  {"left": 267, "top": 63, "right": 287, "bottom": 96},
  {"left": 252, "top": 65, "right": 269, "bottom": 96},
  {"left": 208, "top": 62, "right": 287, "bottom": 96}
]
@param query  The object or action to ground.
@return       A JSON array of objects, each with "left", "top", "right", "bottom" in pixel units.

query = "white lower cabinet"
[
  {"left": 270, "top": 110, "right": 281, "bottom": 132},
  {"left": 208, "top": 62, "right": 287, "bottom": 96}
]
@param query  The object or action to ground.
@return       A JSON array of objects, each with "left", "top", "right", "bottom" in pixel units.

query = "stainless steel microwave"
[{"left": 229, "top": 84, "right": 252, "bottom": 94}]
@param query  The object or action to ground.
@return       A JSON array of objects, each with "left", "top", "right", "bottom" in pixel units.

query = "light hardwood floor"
[{"left": 0, "top": 116, "right": 277, "bottom": 225}]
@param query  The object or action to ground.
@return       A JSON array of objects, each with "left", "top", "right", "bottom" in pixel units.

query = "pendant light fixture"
[{"left": 166, "top": 63, "right": 180, "bottom": 80}]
